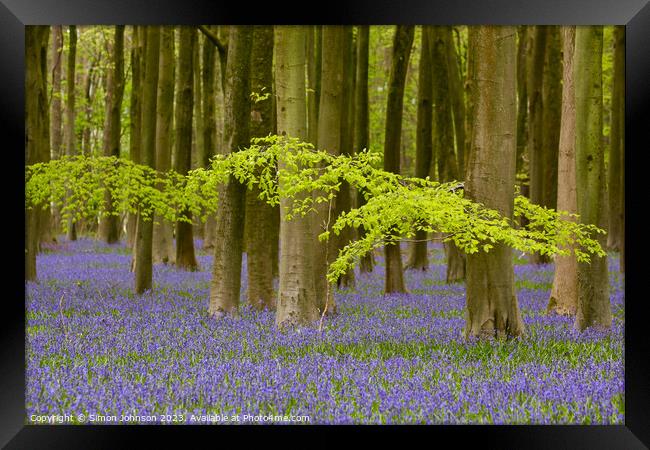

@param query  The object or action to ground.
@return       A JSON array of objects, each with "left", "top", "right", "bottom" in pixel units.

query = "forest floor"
[{"left": 26, "top": 239, "right": 624, "bottom": 424}]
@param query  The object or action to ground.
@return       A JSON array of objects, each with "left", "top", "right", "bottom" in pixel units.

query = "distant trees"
[{"left": 25, "top": 25, "right": 621, "bottom": 336}]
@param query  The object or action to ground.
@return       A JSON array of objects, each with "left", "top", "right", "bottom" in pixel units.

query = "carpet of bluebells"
[{"left": 25, "top": 238, "right": 624, "bottom": 425}]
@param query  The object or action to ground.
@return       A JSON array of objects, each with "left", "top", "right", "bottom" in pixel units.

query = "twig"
[{"left": 318, "top": 196, "right": 334, "bottom": 333}]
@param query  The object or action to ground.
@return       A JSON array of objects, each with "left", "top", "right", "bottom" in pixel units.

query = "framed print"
[{"left": 4, "top": 0, "right": 649, "bottom": 447}]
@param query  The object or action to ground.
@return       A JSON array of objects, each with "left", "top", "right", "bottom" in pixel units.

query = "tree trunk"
[
  {"left": 64, "top": 25, "right": 77, "bottom": 241},
  {"left": 48, "top": 25, "right": 64, "bottom": 240},
  {"left": 607, "top": 26, "right": 624, "bottom": 253},
  {"left": 199, "top": 26, "right": 217, "bottom": 252},
  {"left": 35, "top": 29, "right": 52, "bottom": 246},
  {"left": 274, "top": 26, "right": 320, "bottom": 328},
  {"left": 80, "top": 55, "right": 95, "bottom": 158},
  {"left": 127, "top": 26, "right": 144, "bottom": 248},
  {"left": 548, "top": 26, "right": 578, "bottom": 316},
  {"left": 173, "top": 27, "right": 199, "bottom": 271},
  {"left": 574, "top": 26, "right": 611, "bottom": 331},
  {"left": 541, "top": 26, "right": 561, "bottom": 214},
  {"left": 527, "top": 26, "right": 548, "bottom": 264},
  {"left": 134, "top": 26, "right": 160, "bottom": 294},
  {"left": 432, "top": 27, "right": 465, "bottom": 283},
  {"left": 515, "top": 26, "right": 529, "bottom": 174},
  {"left": 208, "top": 26, "right": 253, "bottom": 317},
  {"left": 312, "top": 25, "right": 345, "bottom": 314},
  {"left": 192, "top": 29, "right": 203, "bottom": 174},
  {"left": 353, "top": 26, "right": 374, "bottom": 274},
  {"left": 464, "top": 26, "right": 523, "bottom": 339},
  {"left": 99, "top": 26, "right": 125, "bottom": 244},
  {"left": 447, "top": 27, "right": 466, "bottom": 178},
  {"left": 407, "top": 26, "right": 433, "bottom": 271},
  {"left": 244, "top": 26, "right": 276, "bottom": 311},
  {"left": 152, "top": 26, "right": 176, "bottom": 264},
  {"left": 26, "top": 26, "right": 50, "bottom": 281},
  {"left": 306, "top": 26, "right": 322, "bottom": 146},
  {"left": 335, "top": 26, "right": 357, "bottom": 290},
  {"left": 618, "top": 27, "right": 625, "bottom": 273},
  {"left": 383, "top": 25, "right": 414, "bottom": 294},
  {"left": 202, "top": 26, "right": 224, "bottom": 250}
]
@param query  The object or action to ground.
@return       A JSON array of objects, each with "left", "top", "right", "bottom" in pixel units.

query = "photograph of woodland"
[{"left": 25, "top": 25, "right": 624, "bottom": 424}]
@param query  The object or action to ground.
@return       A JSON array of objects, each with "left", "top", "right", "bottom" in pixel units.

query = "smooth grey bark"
[{"left": 274, "top": 26, "right": 320, "bottom": 328}]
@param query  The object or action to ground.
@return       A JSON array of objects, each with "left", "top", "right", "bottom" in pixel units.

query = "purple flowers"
[{"left": 26, "top": 239, "right": 624, "bottom": 424}]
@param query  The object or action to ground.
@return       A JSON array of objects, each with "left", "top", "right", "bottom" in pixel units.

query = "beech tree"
[
  {"left": 244, "top": 25, "right": 276, "bottom": 311},
  {"left": 274, "top": 26, "right": 320, "bottom": 327},
  {"left": 312, "top": 25, "right": 345, "bottom": 314},
  {"left": 574, "top": 26, "right": 611, "bottom": 331},
  {"left": 64, "top": 25, "right": 78, "bottom": 241},
  {"left": 354, "top": 25, "right": 374, "bottom": 274},
  {"left": 98, "top": 26, "right": 125, "bottom": 244},
  {"left": 406, "top": 25, "right": 433, "bottom": 271},
  {"left": 26, "top": 26, "right": 50, "bottom": 281},
  {"left": 383, "top": 25, "right": 414, "bottom": 294},
  {"left": 515, "top": 26, "right": 529, "bottom": 174},
  {"left": 46, "top": 25, "right": 64, "bottom": 241},
  {"left": 548, "top": 26, "right": 578, "bottom": 316},
  {"left": 464, "top": 26, "right": 523, "bottom": 339},
  {"left": 431, "top": 27, "right": 465, "bottom": 283},
  {"left": 127, "top": 26, "right": 144, "bottom": 248},
  {"left": 335, "top": 26, "right": 357, "bottom": 290},
  {"left": 134, "top": 26, "right": 160, "bottom": 294},
  {"left": 208, "top": 26, "right": 253, "bottom": 317},
  {"left": 541, "top": 27, "right": 561, "bottom": 216},
  {"left": 527, "top": 26, "right": 548, "bottom": 264},
  {"left": 607, "top": 26, "right": 624, "bottom": 253},
  {"left": 152, "top": 26, "right": 176, "bottom": 264},
  {"left": 174, "top": 27, "right": 199, "bottom": 271}
]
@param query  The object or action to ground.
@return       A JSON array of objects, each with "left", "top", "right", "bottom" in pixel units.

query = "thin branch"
[{"left": 198, "top": 25, "right": 227, "bottom": 55}]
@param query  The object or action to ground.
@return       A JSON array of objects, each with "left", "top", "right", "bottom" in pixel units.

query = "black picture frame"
[{"left": 3, "top": 0, "right": 649, "bottom": 447}]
